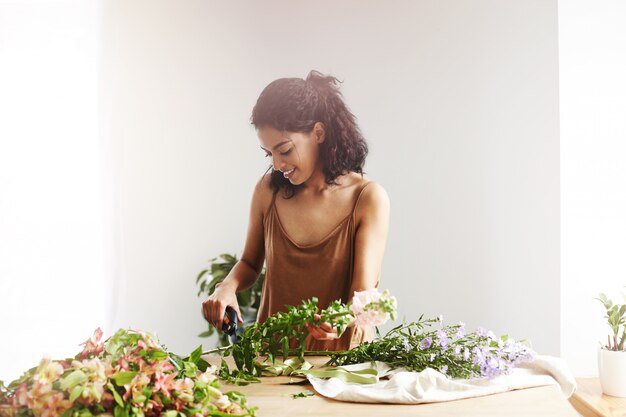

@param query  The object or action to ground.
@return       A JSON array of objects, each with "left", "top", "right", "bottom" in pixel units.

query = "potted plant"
[
  {"left": 196, "top": 253, "right": 265, "bottom": 346},
  {"left": 596, "top": 292, "right": 626, "bottom": 397}
]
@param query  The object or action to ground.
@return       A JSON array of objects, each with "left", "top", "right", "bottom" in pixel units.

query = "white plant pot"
[{"left": 598, "top": 347, "right": 626, "bottom": 397}]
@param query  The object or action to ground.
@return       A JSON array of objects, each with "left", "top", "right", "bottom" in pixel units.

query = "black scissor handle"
[{"left": 222, "top": 306, "right": 238, "bottom": 335}]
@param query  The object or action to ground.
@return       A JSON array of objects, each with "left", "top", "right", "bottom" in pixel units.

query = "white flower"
[{"left": 214, "top": 394, "right": 231, "bottom": 410}]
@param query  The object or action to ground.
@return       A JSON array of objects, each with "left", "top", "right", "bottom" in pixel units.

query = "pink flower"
[
  {"left": 171, "top": 378, "right": 194, "bottom": 403},
  {"left": 25, "top": 380, "right": 52, "bottom": 411},
  {"left": 123, "top": 374, "right": 151, "bottom": 404},
  {"left": 349, "top": 289, "right": 397, "bottom": 326},
  {"left": 14, "top": 383, "right": 28, "bottom": 407},
  {"left": 79, "top": 328, "right": 104, "bottom": 360},
  {"left": 67, "top": 358, "right": 107, "bottom": 405},
  {"left": 33, "top": 357, "right": 64, "bottom": 386},
  {"left": 153, "top": 371, "right": 176, "bottom": 398},
  {"left": 41, "top": 392, "right": 71, "bottom": 417}
]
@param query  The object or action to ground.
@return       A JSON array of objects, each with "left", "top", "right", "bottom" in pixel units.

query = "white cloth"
[{"left": 306, "top": 355, "right": 576, "bottom": 404}]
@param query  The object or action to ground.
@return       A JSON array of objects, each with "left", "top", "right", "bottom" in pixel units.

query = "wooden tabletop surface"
[
  {"left": 569, "top": 378, "right": 626, "bottom": 417},
  {"left": 205, "top": 355, "right": 580, "bottom": 417}
]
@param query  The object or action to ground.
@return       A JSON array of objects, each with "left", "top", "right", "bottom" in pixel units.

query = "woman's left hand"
[{"left": 305, "top": 313, "right": 339, "bottom": 340}]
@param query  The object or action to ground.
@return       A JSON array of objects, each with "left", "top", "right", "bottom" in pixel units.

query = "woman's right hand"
[{"left": 201, "top": 282, "right": 243, "bottom": 330}]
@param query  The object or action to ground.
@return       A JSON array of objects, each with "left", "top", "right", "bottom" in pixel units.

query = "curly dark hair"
[{"left": 250, "top": 70, "right": 368, "bottom": 198}]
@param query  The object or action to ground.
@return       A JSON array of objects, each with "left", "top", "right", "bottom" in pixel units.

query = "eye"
[
  {"left": 264, "top": 152, "right": 271, "bottom": 158},
  {"left": 279, "top": 148, "right": 292, "bottom": 156}
]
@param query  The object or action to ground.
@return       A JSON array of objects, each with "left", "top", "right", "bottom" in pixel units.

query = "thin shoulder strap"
[
  {"left": 270, "top": 189, "right": 278, "bottom": 207},
  {"left": 351, "top": 181, "right": 373, "bottom": 215}
]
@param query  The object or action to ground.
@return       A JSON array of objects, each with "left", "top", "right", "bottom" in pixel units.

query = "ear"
[{"left": 313, "top": 122, "right": 326, "bottom": 144}]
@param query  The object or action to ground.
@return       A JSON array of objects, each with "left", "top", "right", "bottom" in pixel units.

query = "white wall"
[
  {"left": 100, "top": 0, "right": 560, "bottom": 356},
  {"left": 3, "top": 0, "right": 622, "bottom": 381},
  {"left": 0, "top": 0, "right": 102, "bottom": 381},
  {"left": 559, "top": 0, "right": 626, "bottom": 376}
]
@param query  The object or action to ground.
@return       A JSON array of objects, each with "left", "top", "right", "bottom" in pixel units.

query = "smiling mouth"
[{"left": 283, "top": 168, "right": 295, "bottom": 178}]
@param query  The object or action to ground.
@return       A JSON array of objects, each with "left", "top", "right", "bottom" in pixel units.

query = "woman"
[{"left": 202, "top": 70, "right": 390, "bottom": 351}]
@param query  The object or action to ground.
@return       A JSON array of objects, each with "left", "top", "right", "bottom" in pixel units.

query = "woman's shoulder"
[
  {"left": 352, "top": 175, "right": 390, "bottom": 218},
  {"left": 348, "top": 174, "right": 388, "bottom": 201}
]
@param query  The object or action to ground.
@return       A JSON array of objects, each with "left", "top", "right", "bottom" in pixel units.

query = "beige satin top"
[{"left": 257, "top": 181, "right": 375, "bottom": 351}]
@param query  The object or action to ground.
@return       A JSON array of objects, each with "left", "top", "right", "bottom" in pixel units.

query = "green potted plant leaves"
[
  {"left": 595, "top": 292, "right": 626, "bottom": 397},
  {"left": 196, "top": 253, "right": 265, "bottom": 346}
]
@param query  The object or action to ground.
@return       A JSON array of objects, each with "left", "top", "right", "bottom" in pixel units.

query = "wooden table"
[
  {"left": 205, "top": 355, "right": 580, "bottom": 416},
  {"left": 569, "top": 378, "right": 626, "bottom": 417}
]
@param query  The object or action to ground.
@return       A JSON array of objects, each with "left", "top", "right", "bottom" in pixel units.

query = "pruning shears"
[{"left": 222, "top": 306, "right": 239, "bottom": 344}]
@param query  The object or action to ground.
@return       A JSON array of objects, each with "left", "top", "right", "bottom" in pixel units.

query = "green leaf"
[
  {"left": 198, "top": 329, "right": 213, "bottom": 338},
  {"left": 291, "top": 390, "right": 315, "bottom": 399},
  {"left": 237, "top": 290, "right": 252, "bottom": 307},
  {"left": 60, "top": 370, "right": 87, "bottom": 390},
  {"left": 148, "top": 349, "right": 168, "bottom": 361},
  {"left": 114, "top": 405, "right": 128, "bottom": 417},
  {"left": 107, "top": 382, "right": 124, "bottom": 407},
  {"left": 197, "top": 357, "right": 210, "bottom": 372},
  {"left": 196, "top": 269, "right": 208, "bottom": 284},
  {"left": 168, "top": 353, "right": 184, "bottom": 372},
  {"left": 183, "top": 361, "right": 198, "bottom": 378},
  {"left": 189, "top": 345, "right": 203, "bottom": 365},
  {"left": 70, "top": 385, "right": 83, "bottom": 402},
  {"left": 78, "top": 409, "right": 94, "bottom": 417},
  {"left": 282, "top": 336, "right": 289, "bottom": 360},
  {"left": 110, "top": 371, "right": 139, "bottom": 386},
  {"left": 222, "top": 253, "right": 237, "bottom": 263}
]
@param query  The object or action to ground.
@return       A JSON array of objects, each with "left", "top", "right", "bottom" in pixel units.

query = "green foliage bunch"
[
  {"left": 596, "top": 292, "right": 626, "bottom": 351},
  {"left": 220, "top": 297, "right": 354, "bottom": 380}
]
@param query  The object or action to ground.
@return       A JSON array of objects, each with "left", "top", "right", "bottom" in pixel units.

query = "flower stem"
[
  {"left": 201, "top": 345, "right": 232, "bottom": 356},
  {"left": 322, "top": 312, "right": 353, "bottom": 320},
  {"left": 302, "top": 350, "right": 348, "bottom": 356}
]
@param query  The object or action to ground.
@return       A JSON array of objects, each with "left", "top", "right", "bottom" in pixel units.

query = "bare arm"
[
  {"left": 201, "top": 175, "right": 270, "bottom": 328},
  {"left": 349, "top": 182, "right": 391, "bottom": 296},
  {"left": 307, "top": 182, "right": 390, "bottom": 340}
]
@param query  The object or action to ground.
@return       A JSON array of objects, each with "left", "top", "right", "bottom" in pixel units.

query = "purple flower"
[
  {"left": 420, "top": 337, "right": 432, "bottom": 349},
  {"left": 471, "top": 346, "right": 485, "bottom": 366},
  {"left": 454, "top": 327, "right": 465, "bottom": 340},
  {"left": 436, "top": 329, "right": 448, "bottom": 347},
  {"left": 440, "top": 365, "right": 448, "bottom": 374}
]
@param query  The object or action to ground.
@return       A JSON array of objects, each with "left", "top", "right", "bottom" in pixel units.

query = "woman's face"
[{"left": 257, "top": 123, "right": 325, "bottom": 185}]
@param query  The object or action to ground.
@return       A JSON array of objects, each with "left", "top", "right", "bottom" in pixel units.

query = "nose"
[{"left": 272, "top": 155, "right": 285, "bottom": 172}]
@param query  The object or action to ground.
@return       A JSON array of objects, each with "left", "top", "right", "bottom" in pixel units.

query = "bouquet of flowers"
[
  {"left": 326, "top": 315, "right": 536, "bottom": 379},
  {"left": 216, "top": 289, "right": 398, "bottom": 380},
  {"left": 0, "top": 328, "right": 256, "bottom": 417},
  {"left": 213, "top": 288, "right": 536, "bottom": 383}
]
